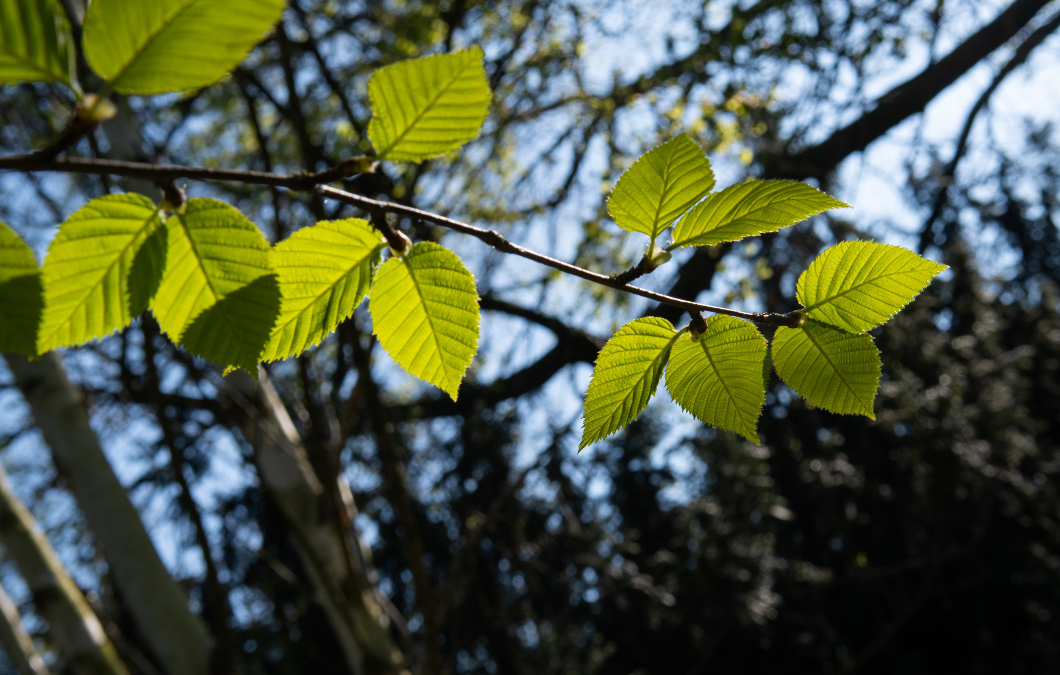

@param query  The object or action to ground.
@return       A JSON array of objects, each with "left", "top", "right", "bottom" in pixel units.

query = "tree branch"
[
  {"left": 917, "top": 8, "right": 1060, "bottom": 252},
  {"left": 770, "top": 0, "right": 1053, "bottom": 180}
]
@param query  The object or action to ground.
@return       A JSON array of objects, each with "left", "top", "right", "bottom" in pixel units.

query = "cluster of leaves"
[
  {"left": 0, "top": 0, "right": 945, "bottom": 447},
  {"left": 580, "top": 136, "right": 948, "bottom": 447}
]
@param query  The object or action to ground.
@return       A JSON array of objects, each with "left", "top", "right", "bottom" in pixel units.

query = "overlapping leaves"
[
  {"left": 670, "top": 180, "right": 848, "bottom": 248},
  {"left": 0, "top": 0, "right": 74, "bottom": 87},
  {"left": 608, "top": 135, "right": 715, "bottom": 241},
  {"left": 150, "top": 198, "right": 279, "bottom": 375},
  {"left": 264, "top": 219, "right": 384, "bottom": 362},
  {"left": 0, "top": 28, "right": 947, "bottom": 438},
  {"left": 771, "top": 241, "right": 945, "bottom": 419},
  {"left": 38, "top": 194, "right": 165, "bottom": 353},
  {"left": 0, "top": 221, "right": 41, "bottom": 355},
  {"left": 580, "top": 318, "right": 683, "bottom": 449}
]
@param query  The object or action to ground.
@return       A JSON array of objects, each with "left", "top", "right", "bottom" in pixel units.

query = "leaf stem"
[{"left": 0, "top": 153, "right": 798, "bottom": 326}]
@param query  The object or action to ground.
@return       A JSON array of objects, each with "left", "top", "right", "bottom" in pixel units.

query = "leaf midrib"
[
  {"left": 802, "top": 326, "right": 871, "bottom": 409},
  {"left": 0, "top": 51, "right": 65, "bottom": 84},
  {"left": 270, "top": 244, "right": 383, "bottom": 346},
  {"left": 177, "top": 213, "right": 257, "bottom": 365},
  {"left": 800, "top": 265, "right": 930, "bottom": 316},
  {"left": 593, "top": 331, "right": 680, "bottom": 426},
  {"left": 106, "top": 0, "right": 202, "bottom": 86},
  {"left": 375, "top": 54, "right": 478, "bottom": 158},
  {"left": 403, "top": 250, "right": 454, "bottom": 395},
  {"left": 673, "top": 187, "right": 786, "bottom": 247},
  {"left": 696, "top": 330, "right": 753, "bottom": 434}
]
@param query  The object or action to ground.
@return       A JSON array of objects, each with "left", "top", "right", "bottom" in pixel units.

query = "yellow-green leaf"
[
  {"left": 0, "top": 0, "right": 74, "bottom": 87},
  {"left": 82, "top": 0, "right": 285, "bottom": 95},
  {"left": 798, "top": 240, "right": 948, "bottom": 333},
  {"left": 0, "top": 221, "right": 41, "bottom": 356},
  {"left": 150, "top": 198, "right": 279, "bottom": 374},
  {"left": 264, "top": 219, "right": 385, "bottom": 361},
  {"left": 369, "top": 242, "right": 480, "bottom": 400},
  {"left": 368, "top": 47, "right": 491, "bottom": 162},
  {"left": 580, "top": 317, "right": 682, "bottom": 450},
  {"left": 772, "top": 320, "right": 880, "bottom": 418},
  {"left": 607, "top": 135, "right": 715, "bottom": 240},
  {"left": 665, "top": 316, "right": 767, "bottom": 443},
  {"left": 670, "top": 180, "right": 847, "bottom": 248},
  {"left": 38, "top": 194, "right": 165, "bottom": 352}
]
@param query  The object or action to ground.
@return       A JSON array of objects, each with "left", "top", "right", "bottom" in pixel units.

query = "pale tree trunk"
[
  {"left": 0, "top": 464, "right": 126, "bottom": 675},
  {"left": 226, "top": 369, "right": 407, "bottom": 675},
  {"left": 0, "top": 579, "right": 52, "bottom": 675},
  {"left": 3, "top": 353, "right": 213, "bottom": 675}
]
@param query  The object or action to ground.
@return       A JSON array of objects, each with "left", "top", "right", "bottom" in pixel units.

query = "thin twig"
[
  {"left": 0, "top": 154, "right": 798, "bottom": 326},
  {"left": 317, "top": 186, "right": 798, "bottom": 327}
]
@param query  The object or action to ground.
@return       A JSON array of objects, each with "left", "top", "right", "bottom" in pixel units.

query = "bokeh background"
[{"left": 2, "top": 0, "right": 1060, "bottom": 673}]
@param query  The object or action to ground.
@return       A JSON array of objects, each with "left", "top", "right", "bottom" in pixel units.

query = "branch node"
[
  {"left": 159, "top": 181, "right": 186, "bottom": 213},
  {"left": 368, "top": 208, "right": 411, "bottom": 256},
  {"left": 688, "top": 310, "right": 708, "bottom": 337}
]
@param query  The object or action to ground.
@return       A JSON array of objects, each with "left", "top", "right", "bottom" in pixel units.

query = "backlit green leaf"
[
  {"left": 580, "top": 317, "right": 682, "bottom": 450},
  {"left": 0, "top": 221, "right": 41, "bottom": 355},
  {"left": 670, "top": 180, "right": 847, "bottom": 248},
  {"left": 82, "top": 0, "right": 285, "bottom": 95},
  {"left": 150, "top": 198, "right": 279, "bottom": 374},
  {"left": 38, "top": 194, "right": 165, "bottom": 352},
  {"left": 772, "top": 320, "right": 880, "bottom": 418},
  {"left": 369, "top": 242, "right": 480, "bottom": 400},
  {"left": 264, "top": 219, "right": 385, "bottom": 361},
  {"left": 0, "top": 0, "right": 73, "bottom": 87},
  {"left": 608, "top": 135, "right": 715, "bottom": 240},
  {"left": 799, "top": 241, "right": 948, "bottom": 333},
  {"left": 666, "top": 315, "right": 767, "bottom": 443},
  {"left": 368, "top": 47, "right": 491, "bottom": 162}
]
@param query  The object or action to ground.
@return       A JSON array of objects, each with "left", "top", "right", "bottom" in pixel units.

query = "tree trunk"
[
  {"left": 0, "top": 579, "right": 52, "bottom": 675},
  {"left": 0, "top": 464, "right": 126, "bottom": 675},
  {"left": 3, "top": 353, "right": 213, "bottom": 675},
  {"left": 226, "top": 369, "right": 406, "bottom": 674}
]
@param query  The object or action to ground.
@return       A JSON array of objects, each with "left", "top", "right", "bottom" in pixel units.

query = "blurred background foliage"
[{"left": 2, "top": 0, "right": 1060, "bottom": 673}]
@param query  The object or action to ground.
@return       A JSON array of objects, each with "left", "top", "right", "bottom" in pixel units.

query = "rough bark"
[
  {"left": 225, "top": 369, "right": 407, "bottom": 675},
  {"left": 3, "top": 353, "right": 213, "bottom": 675},
  {"left": 0, "top": 579, "right": 52, "bottom": 675},
  {"left": 0, "top": 465, "right": 126, "bottom": 675}
]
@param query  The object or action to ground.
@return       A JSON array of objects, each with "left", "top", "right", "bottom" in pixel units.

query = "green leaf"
[
  {"left": 38, "top": 194, "right": 166, "bottom": 352},
  {"left": 579, "top": 317, "right": 682, "bottom": 450},
  {"left": 369, "top": 242, "right": 480, "bottom": 400},
  {"left": 82, "top": 0, "right": 285, "bottom": 95},
  {"left": 670, "top": 180, "right": 848, "bottom": 248},
  {"left": 772, "top": 320, "right": 880, "bottom": 419},
  {"left": 0, "top": 0, "right": 73, "bottom": 87},
  {"left": 607, "top": 134, "right": 715, "bottom": 240},
  {"left": 798, "top": 241, "right": 948, "bottom": 333},
  {"left": 264, "top": 218, "right": 385, "bottom": 361},
  {"left": 150, "top": 198, "right": 279, "bottom": 374},
  {"left": 368, "top": 47, "right": 491, "bottom": 162},
  {"left": 665, "top": 315, "right": 768, "bottom": 443},
  {"left": 0, "top": 221, "right": 41, "bottom": 356}
]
